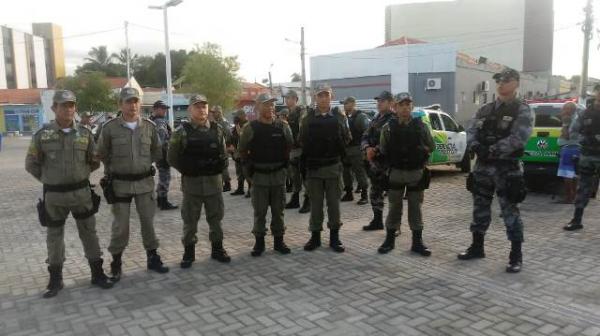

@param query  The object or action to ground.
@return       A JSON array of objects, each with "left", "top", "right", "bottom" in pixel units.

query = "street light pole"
[
  {"left": 149, "top": 0, "right": 183, "bottom": 129},
  {"left": 300, "top": 27, "right": 307, "bottom": 106}
]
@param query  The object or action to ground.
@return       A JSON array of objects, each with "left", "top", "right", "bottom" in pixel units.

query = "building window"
[
  {"left": 472, "top": 91, "right": 477, "bottom": 104},
  {"left": 482, "top": 93, "right": 488, "bottom": 104}
]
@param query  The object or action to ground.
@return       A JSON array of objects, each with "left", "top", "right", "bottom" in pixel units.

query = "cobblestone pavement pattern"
[{"left": 1, "top": 137, "right": 600, "bottom": 336}]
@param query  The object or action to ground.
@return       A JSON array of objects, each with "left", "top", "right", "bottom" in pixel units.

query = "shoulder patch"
[{"left": 143, "top": 117, "right": 157, "bottom": 127}]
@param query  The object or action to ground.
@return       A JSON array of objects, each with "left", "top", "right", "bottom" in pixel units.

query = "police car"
[
  {"left": 413, "top": 105, "right": 470, "bottom": 172},
  {"left": 521, "top": 99, "right": 585, "bottom": 182}
]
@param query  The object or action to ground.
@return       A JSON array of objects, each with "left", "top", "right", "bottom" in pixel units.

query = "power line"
[{"left": 0, "top": 27, "right": 123, "bottom": 48}]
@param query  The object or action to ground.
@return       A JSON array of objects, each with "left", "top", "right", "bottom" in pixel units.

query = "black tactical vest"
[
  {"left": 248, "top": 120, "right": 288, "bottom": 163},
  {"left": 348, "top": 110, "right": 364, "bottom": 146},
  {"left": 179, "top": 122, "right": 225, "bottom": 176},
  {"left": 477, "top": 101, "right": 520, "bottom": 146},
  {"left": 365, "top": 111, "right": 394, "bottom": 147},
  {"left": 581, "top": 107, "right": 600, "bottom": 154},
  {"left": 388, "top": 118, "right": 429, "bottom": 170},
  {"left": 304, "top": 110, "right": 344, "bottom": 167}
]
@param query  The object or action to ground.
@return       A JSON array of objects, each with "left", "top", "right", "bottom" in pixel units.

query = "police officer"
[
  {"left": 79, "top": 111, "right": 93, "bottom": 129},
  {"left": 279, "top": 108, "right": 294, "bottom": 193},
  {"left": 341, "top": 96, "right": 370, "bottom": 205},
  {"left": 361, "top": 91, "right": 396, "bottom": 230},
  {"left": 96, "top": 88, "right": 169, "bottom": 281},
  {"left": 210, "top": 105, "right": 233, "bottom": 192},
  {"left": 238, "top": 93, "right": 294, "bottom": 256},
  {"left": 231, "top": 109, "right": 250, "bottom": 196},
  {"left": 564, "top": 86, "right": 600, "bottom": 230},
  {"left": 168, "top": 94, "right": 231, "bottom": 267},
  {"left": 26, "top": 90, "right": 112, "bottom": 298},
  {"left": 150, "top": 100, "right": 178, "bottom": 210},
  {"left": 458, "top": 68, "right": 532, "bottom": 273},
  {"left": 300, "top": 84, "right": 351, "bottom": 252},
  {"left": 283, "top": 90, "right": 310, "bottom": 212},
  {"left": 377, "top": 92, "right": 434, "bottom": 256}
]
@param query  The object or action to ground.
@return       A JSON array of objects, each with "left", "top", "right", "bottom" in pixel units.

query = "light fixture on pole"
[{"left": 149, "top": 0, "right": 183, "bottom": 128}]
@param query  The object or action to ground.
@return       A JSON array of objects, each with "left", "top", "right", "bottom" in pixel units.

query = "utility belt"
[
  {"left": 112, "top": 166, "right": 156, "bottom": 181},
  {"left": 388, "top": 168, "right": 431, "bottom": 192},
  {"left": 99, "top": 168, "right": 154, "bottom": 204},
  {"left": 253, "top": 162, "right": 288, "bottom": 174},
  {"left": 43, "top": 179, "right": 89, "bottom": 192},
  {"left": 37, "top": 180, "right": 101, "bottom": 227},
  {"left": 306, "top": 156, "right": 340, "bottom": 170}
]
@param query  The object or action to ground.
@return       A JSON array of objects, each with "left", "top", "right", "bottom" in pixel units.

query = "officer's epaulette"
[
  {"left": 34, "top": 123, "right": 54, "bottom": 135},
  {"left": 142, "top": 117, "right": 157, "bottom": 127},
  {"left": 103, "top": 117, "right": 120, "bottom": 127}
]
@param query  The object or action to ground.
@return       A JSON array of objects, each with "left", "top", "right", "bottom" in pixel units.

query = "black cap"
[
  {"left": 493, "top": 68, "right": 520, "bottom": 82},
  {"left": 374, "top": 91, "right": 394, "bottom": 101},
  {"left": 153, "top": 100, "right": 169, "bottom": 109},
  {"left": 394, "top": 92, "right": 413, "bottom": 103}
]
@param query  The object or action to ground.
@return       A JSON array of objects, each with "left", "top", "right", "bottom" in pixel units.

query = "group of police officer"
[{"left": 26, "top": 67, "right": 600, "bottom": 299}]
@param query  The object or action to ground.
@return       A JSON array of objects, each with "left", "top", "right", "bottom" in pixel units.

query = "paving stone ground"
[{"left": 1, "top": 136, "right": 600, "bottom": 336}]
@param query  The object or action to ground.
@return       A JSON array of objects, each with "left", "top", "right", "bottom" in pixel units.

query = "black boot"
[
  {"left": 411, "top": 230, "right": 432, "bottom": 257},
  {"left": 506, "top": 241, "right": 523, "bottom": 273},
  {"left": 156, "top": 196, "right": 164, "bottom": 208},
  {"left": 329, "top": 230, "right": 345, "bottom": 253},
  {"left": 341, "top": 189, "right": 354, "bottom": 202},
  {"left": 147, "top": 249, "right": 169, "bottom": 273},
  {"left": 274, "top": 235, "right": 291, "bottom": 254},
  {"left": 43, "top": 265, "right": 64, "bottom": 299},
  {"left": 299, "top": 195, "right": 311, "bottom": 213},
  {"left": 286, "top": 179, "right": 293, "bottom": 193},
  {"left": 564, "top": 208, "right": 584, "bottom": 231},
  {"left": 211, "top": 241, "right": 231, "bottom": 263},
  {"left": 457, "top": 232, "right": 485, "bottom": 260},
  {"left": 378, "top": 229, "right": 396, "bottom": 254},
  {"left": 222, "top": 181, "right": 231, "bottom": 192},
  {"left": 160, "top": 197, "right": 178, "bottom": 210},
  {"left": 285, "top": 192, "right": 300, "bottom": 209},
  {"left": 180, "top": 244, "right": 195, "bottom": 269},
  {"left": 357, "top": 189, "right": 369, "bottom": 205},
  {"left": 89, "top": 259, "right": 114, "bottom": 289},
  {"left": 363, "top": 209, "right": 383, "bottom": 231},
  {"left": 251, "top": 235, "right": 265, "bottom": 257},
  {"left": 110, "top": 253, "right": 122, "bottom": 282},
  {"left": 231, "top": 179, "right": 245, "bottom": 196},
  {"left": 304, "top": 231, "right": 321, "bottom": 251}
]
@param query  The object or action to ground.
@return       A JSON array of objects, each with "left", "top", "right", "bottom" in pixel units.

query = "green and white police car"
[{"left": 413, "top": 105, "right": 470, "bottom": 172}]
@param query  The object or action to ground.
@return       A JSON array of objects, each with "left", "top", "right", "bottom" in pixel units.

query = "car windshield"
[{"left": 531, "top": 105, "right": 562, "bottom": 127}]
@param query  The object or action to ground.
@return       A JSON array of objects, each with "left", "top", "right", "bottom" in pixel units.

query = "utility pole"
[
  {"left": 300, "top": 27, "right": 308, "bottom": 106},
  {"left": 124, "top": 21, "right": 131, "bottom": 82},
  {"left": 579, "top": 0, "right": 593, "bottom": 104}
]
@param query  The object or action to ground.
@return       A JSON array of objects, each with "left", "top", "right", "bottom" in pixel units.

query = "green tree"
[
  {"left": 290, "top": 73, "right": 301, "bottom": 82},
  {"left": 76, "top": 46, "right": 126, "bottom": 77},
  {"left": 179, "top": 43, "right": 241, "bottom": 111},
  {"left": 56, "top": 72, "right": 116, "bottom": 113},
  {"left": 133, "top": 49, "right": 196, "bottom": 88}
]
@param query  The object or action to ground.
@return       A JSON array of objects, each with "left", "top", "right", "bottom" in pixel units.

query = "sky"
[{"left": 2, "top": 0, "right": 600, "bottom": 84}]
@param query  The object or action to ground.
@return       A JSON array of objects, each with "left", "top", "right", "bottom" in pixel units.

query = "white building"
[
  {"left": 310, "top": 40, "right": 549, "bottom": 125},
  {"left": 0, "top": 26, "right": 50, "bottom": 89},
  {"left": 385, "top": 0, "right": 554, "bottom": 76}
]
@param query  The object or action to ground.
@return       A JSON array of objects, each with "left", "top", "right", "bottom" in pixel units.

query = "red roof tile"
[
  {"left": 379, "top": 36, "right": 427, "bottom": 48},
  {"left": 0, "top": 89, "right": 43, "bottom": 105},
  {"left": 106, "top": 77, "right": 129, "bottom": 89}
]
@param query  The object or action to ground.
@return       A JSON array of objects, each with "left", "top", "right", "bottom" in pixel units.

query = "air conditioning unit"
[
  {"left": 480, "top": 81, "right": 490, "bottom": 92},
  {"left": 426, "top": 78, "right": 442, "bottom": 90}
]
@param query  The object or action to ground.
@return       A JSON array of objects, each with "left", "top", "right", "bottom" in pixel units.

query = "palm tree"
[
  {"left": 114, "top": 48, "right": 139, "bottom": 68},
  {"left": 84, "top": 46, "right": 116, "bottom": 67},
  {"left": 290, "top": 72, "right": 301, "bottom": 82}
]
